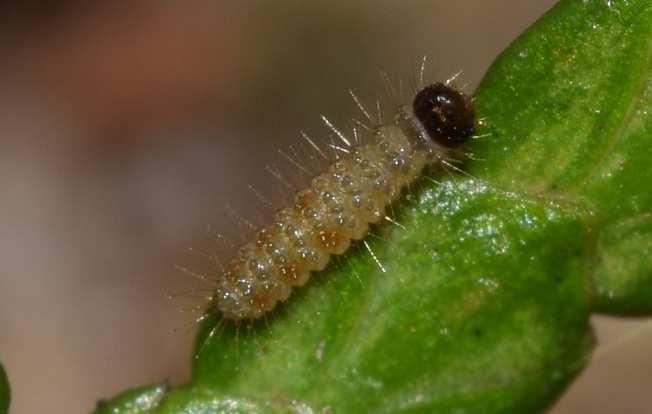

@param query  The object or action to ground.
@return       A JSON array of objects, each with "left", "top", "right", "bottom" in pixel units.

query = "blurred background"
[{"left": 0, "top": 1, "right": 649, "bottom": 413}]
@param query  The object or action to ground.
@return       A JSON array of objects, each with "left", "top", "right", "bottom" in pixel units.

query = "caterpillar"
[{"left": 209, "top": 72, "right": 476, "bottom": 321}]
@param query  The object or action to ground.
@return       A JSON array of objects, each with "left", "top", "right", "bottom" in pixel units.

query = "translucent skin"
[
  {"left": 212, "top": 124, "right": 432, "bottom": 320},
  {"left": 210, "top": 81, "right": 475, "bottom": 320}
]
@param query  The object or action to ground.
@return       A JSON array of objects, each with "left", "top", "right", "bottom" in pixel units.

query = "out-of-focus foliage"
[{"left": 0, "top": 363, "right": 9, "bottom": 414}]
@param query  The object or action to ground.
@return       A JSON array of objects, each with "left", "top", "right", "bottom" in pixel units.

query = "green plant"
[
  {"left": 0, "top": 363, "right": 9, "bottom": 414},
  {"left": 87, "top": 0, "right": 652, "bottom": 412}
]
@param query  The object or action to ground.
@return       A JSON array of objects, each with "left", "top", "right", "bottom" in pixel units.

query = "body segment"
[{"left": 212, "top": 83, "right": 475, "bottom": 320}]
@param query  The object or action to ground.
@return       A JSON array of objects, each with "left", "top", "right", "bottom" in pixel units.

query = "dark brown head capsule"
[{"left": 412, "top": 83, "right": 475, "bottom": 148}]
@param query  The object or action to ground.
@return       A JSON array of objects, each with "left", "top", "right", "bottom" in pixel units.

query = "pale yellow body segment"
[{"left": 212, "top": 124, "right": 434, "bottom": 320}]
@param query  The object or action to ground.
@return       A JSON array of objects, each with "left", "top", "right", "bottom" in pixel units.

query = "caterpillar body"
[{"left": 212, "top": 81, "right": 476, "bottom": 320}]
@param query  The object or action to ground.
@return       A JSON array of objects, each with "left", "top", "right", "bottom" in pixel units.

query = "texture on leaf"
[
  {"left": 96, "top": 0, "right": 652, "bottom": 412},
  {"left": 93, "top": 383, "right": 168, "bottom": 414},
  {"left": 470, "top": 0, "right": 652, "bottom": 314}
]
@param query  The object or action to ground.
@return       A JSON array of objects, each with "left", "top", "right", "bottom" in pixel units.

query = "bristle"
[
  {"left": 197, "top": 69, "right": 479, "bottom": 321},
  {"left": 321, "top": 115, "right": 351, "bottom": 147},
  {"left": 248, "top": 185, "right": 274, "bottom": 210},
  {"left": 445, "top": 69, "right": 464, "bottom": 86},
  {"left": 278, "top": 148, "right": 312, "bottom": 177},
  {"left": 349, "top": 90, "right": 373, "bottom": 123},
  {"left": 266, "top": 164, "right": 294, "bottom": 191},
  {"left": 300, "top": 131, "right": 329, "bottom": 161},
  {"left": 384, "top": 215, "right": 406, "bottom": 230},
  {"left": 363, "top": 240, "right": 386, "bottom": 273},
  {"left": 418, "top": 56, "right": 428, "bottom": 88}
]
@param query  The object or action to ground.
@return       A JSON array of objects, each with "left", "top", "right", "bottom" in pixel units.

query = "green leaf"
[
  {"left": 471, "top": 0, "right": 652, "bottom": 312},
  {"left": 185, "top": 180, "right": 594, "bottom": 414},
  {"left": 0, "top": 363, "right": 9, "bottom": 414},
  {"left": 92, "top": 382, "right": 168, "bottom": 414},
  {"left": 96, "top": 0, "right": 652, "bottom": 413},
  {"left": 591, "top": 213, "right": 652, "bottom": 314}
]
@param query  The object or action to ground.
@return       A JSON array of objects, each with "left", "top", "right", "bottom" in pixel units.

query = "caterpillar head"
[{"left": 412, "top": 83, "right": 475, "bottom": 149}]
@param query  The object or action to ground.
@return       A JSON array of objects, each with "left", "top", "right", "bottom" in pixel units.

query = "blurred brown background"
[{"left": 0, "top": 1, "right": 649, "bottom": 413}]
